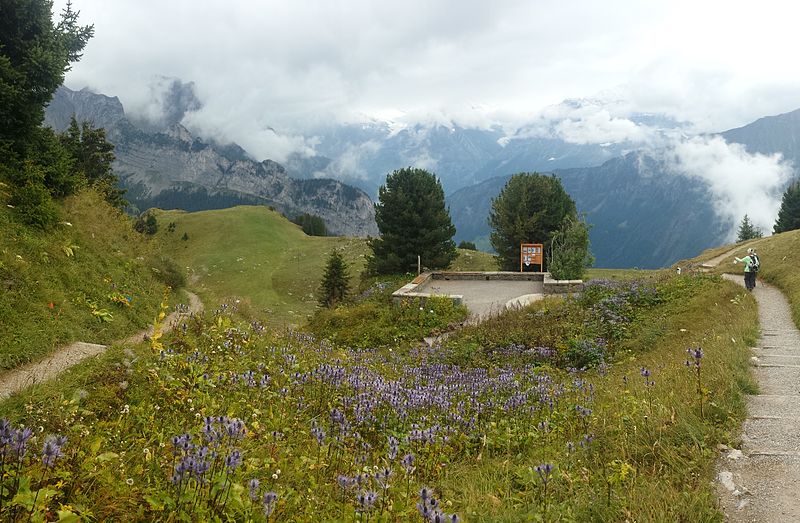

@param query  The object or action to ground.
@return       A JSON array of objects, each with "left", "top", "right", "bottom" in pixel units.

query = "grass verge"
[{"left": 0, "top": 189, "right": 167, "bottom": 370}]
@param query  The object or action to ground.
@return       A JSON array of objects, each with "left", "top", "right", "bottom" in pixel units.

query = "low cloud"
[
  {"left": 319, "top": 141, "right": 383, "bottom": 181},
  {"left": 553, "top": 110, "right": 652, "bottom": 145},
  {"left": 127, "top": 77, "right": 202, "bottom": 129},
  {"left": 661, "top": 136, "right": 793, "bottom": 238},
  {"left": 182, "top": 113, "right": 315, "bottom": 165},
  {"left": 507, "top": 100, "right": 658, "bottom": 146}
]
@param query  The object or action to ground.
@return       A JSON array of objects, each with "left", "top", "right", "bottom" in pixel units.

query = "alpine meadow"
[{"left": 3, "top": 1, "right": 800, "bottom": 522}]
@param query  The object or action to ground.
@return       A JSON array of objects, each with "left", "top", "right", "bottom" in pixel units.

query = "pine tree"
[
  {"left": 319, "top": 249, "right": 350, "bottom": 307},
  {"left": 1, "top": 0, "right": 93, "bottom": 227},
  {"left": 489, "top": 173, "right": 577, "bottom": 271},
  {"left": 773, "top": 180, "right": 800, "bottom": 234},
  {"left": 368, "top": 167, "right": 457, "bottom": 274},
  {"left": 736, "top": 214, "right": 762, "bottom": 242},
  {"left": 0, "top": 0, "right": 93, "bottom": 157},
  {"left": 59, "top": 116, "right": 126, "bottom": 207}
]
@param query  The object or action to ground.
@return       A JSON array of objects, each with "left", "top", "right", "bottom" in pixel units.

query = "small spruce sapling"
[{"left": 318, "top": 249, "right": 350, "bottom": 308}]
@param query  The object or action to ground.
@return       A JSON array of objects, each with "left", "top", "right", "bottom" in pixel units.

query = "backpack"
[{"left": 751, "top": 254, "right": 760, "bottom": 273}]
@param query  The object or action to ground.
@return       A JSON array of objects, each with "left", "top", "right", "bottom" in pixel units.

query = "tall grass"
[{"left": 0, "top": 189, "right": 165, "bottom": 369}]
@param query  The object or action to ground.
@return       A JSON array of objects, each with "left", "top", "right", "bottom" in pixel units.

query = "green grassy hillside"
[
  {"left": 726, "top": 229, "right": 800, "bottom": 327},
  {"left": 688, "top": 229, "right": 800, "bottom": 328},
  {"left": 152, "top": 206, "right": 370, "bottom": 326},
  {"left": 154, "top": 205, "right": 497, "bottom": 326},
  {"left": 0, "top": 187, "right": 168, "bottom": 369}
]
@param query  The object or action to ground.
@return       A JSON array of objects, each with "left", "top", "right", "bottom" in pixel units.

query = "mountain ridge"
[{"left": 45, "top": 87, "right": 378, "bottom": 237}]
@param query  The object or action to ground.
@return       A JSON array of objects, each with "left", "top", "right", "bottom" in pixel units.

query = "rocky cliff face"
[{"left": 45, "top": 87, "right": 378, "bottom": 237}]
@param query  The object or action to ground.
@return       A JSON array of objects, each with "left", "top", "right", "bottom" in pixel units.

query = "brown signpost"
[{"left": 520, "top": 243, "right": 543, "bottom": 272}]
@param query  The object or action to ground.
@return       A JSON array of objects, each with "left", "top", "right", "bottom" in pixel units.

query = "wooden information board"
[{"left": 520, "top": 243, "right": 543, "bottom": 272}]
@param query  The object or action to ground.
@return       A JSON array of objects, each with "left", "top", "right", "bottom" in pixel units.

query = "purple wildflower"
[
  {"left": 248, "top": 478, "right": 260, "bottom": 501},
  {"left": 534, "top": 463, "right": 554, "bottom": 484},
  {"left": 41, "top": 434, "right": 66, "bottom": 468},
  {"left": 262, "top": 491, "right": 278, "bottom": 516}
]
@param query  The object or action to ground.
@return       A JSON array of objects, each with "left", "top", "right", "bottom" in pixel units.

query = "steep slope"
[
  {"left": 0, "top": 189, "right": 166, "bottom": 370},
  {"left": 722, "top": 109, "right": 800, "bottom": 167},
  {"left": 448, "top": 153, "right": 726, "bottom": 269},
  {"left": 45, "top": 87, "right": 378, "bottom": 237}
]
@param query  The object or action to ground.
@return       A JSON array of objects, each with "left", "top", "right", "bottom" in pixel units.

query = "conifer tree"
[
  {"left": 489, "top": 173, "right": 577, "bottom": 271},
  {"left": 0, "top": 0, "right": 93, "bottom": 157},
  {"left": 773, "top": 180, "right": 800, "bottom": 234},
  {"left": 1, "top": 0, "right": 93, "bottom": 227},
  {"left": 59, "top": 116, "right": 126, "bottom": 207},
  {"left": 319, "top": 249, "right": 350, "bottom": 307},
  {"left": 736, "top": 214, "right": 762, "bottom": 242},
  {"left": 368, "top": 167, "right": 457, "bottom": 274}
]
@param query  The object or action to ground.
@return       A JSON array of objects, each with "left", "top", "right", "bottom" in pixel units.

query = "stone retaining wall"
[{"left": 543, "top": 273, "right": 584, "bottom": 294}]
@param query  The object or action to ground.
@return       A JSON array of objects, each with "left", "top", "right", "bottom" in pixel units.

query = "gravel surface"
[
  {"left": 0, "top": 291, "right": 202, "bottom": 400},
  {"left": 717, "top": 274, "right": 800, "bottom": 522}
]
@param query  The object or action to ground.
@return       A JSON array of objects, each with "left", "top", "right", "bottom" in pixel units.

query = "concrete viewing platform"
[{"left": 392, "top": 271, "right": 583, "bottom": 320}]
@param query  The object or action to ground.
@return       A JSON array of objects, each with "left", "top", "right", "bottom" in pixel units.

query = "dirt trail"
[
  {"left": 699, "top": 238, "right": 767, "bottom": 270},
  {"left": 0, "top": 291, "right": 202, "bottom": 400},
  {"left": 716, "top": 275, "right": 800, "bottom": 521}
]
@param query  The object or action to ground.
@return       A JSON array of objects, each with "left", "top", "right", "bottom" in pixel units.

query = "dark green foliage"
[
  {"left": 0, "top": 0, "right": 93, "bottom": 156},
  {"left": 489, "top": 173, "right": 577, "bottom": 271},
  {"left": 0, "top": 0, "right": 97, "bottom": 226},
  {"left": 134, "top": 212, "right": 158, "bottom": 235},
  {"left": 5, "top": 128, "right": 74, "bottom": 228},
  {"left": 60, "top": 116, "right": 125, "bottom": 207},
  {"left": 368, "top": 167, "right": 457, "bottom": 274},
  {"left": 293, "top": 212, "right": 327, "bottom": 236},
  {"left": 458, "top": 240, "right": 477, "bottom": 250},
  {"left": 123, "top": 183, "right": 265, "bottom": 214},
  {"left": 318, "top": 249, "right": 350, "bottom": 307},
  {"left": 773, "top": 180, "right": 800, "bottom": 234},
  {"left": 548, "top": 215, "right": 594, "bottom": 280},
  {"left": 9, "top": 166, "right": 59, "bottom": 229},
  {"left": 31, "top": 126, "right": 81, "bottom": 198},
  {"left": 736, "top": 214, "right": 762, "bottom": 241}
]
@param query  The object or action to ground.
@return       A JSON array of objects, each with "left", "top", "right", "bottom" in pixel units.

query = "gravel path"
[
  {"left": 0, "top": 291, "right": 202, "bottom": 400},
  {"left": 717, "top": 274, "right": 800, "bottom": 521}
]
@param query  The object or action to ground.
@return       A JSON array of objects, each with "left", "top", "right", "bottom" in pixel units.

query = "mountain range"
[
  {"left": 44, "top": 87, "right": 378, "bottom": 237},
  {"left": 448, "top": 110, "right": 800, "bottom": 268},
  {"left": 46, "top": 86, "right": 799, "bottom": 268}
]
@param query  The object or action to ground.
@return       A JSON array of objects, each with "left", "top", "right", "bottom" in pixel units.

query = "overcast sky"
[
  {"left": 56, "top": 0, "right": 800, "bottom": 134},
  {"left": 53, "top": 0, "right": 800, "bottom": 236}
]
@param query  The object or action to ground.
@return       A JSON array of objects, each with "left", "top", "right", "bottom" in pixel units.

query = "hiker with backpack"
[{"left": 734, "top": 247, "right": 760, "bottom": 291}]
